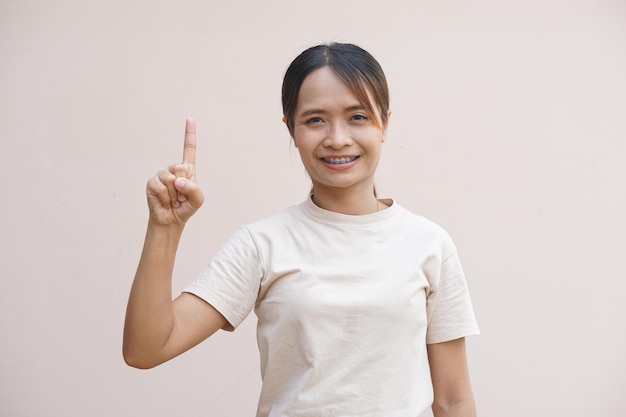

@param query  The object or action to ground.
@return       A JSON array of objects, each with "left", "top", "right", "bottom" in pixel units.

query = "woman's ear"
[
  {"left": 283, "top": 117, "right": 297, "bottom": 146},
  {"left": 382, "top": 109, "right": 392, "bottom": 142}
]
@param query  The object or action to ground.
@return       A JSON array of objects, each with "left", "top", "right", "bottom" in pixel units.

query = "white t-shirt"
[{"left": 185, "top": 198, "right": 479, "bottom": 417}]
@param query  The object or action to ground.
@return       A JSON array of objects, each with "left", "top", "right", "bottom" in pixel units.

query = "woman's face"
[{"left": 290, "top": 66, "right": 387, "bottom": 197}]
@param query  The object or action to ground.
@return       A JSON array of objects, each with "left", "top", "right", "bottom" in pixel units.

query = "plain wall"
[{"left": 1, "top": 0, "right": 625, "bottom": 416}]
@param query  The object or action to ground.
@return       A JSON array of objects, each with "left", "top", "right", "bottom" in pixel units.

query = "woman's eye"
[
  {"left": 306, "top": 117, "right": 324, "bottom": 124},
  {"left": 351, "top": 114, "right": 369, "bottom": 121}
]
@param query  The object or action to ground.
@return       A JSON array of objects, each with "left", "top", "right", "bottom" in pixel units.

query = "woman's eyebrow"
[
  {"left": 299, "top": 104, "right": 366, "bottom": 117},
  {"left": 345, "top": 104, "right": 366, "bottom": 111},
  {"left": 299, "top": 108, "right": 326, "bottom": 117}
]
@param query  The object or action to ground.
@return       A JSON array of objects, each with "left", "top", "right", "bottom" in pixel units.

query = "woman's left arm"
[{"left": 427, "top": 337, "right": 477, "bottom": 417}]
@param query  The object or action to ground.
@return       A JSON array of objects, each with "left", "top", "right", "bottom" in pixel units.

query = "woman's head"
[{"left": 282, "top": 43, "right": 390, "bottom": 136}]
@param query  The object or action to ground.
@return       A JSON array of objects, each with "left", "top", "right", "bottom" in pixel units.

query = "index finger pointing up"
[{"left": 183, "top": 117, "right": 197, "bottom": 165}]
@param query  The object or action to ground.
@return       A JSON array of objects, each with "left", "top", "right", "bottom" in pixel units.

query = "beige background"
[{"left": 1, "top": 0, "right": 625, "bottom": 416}]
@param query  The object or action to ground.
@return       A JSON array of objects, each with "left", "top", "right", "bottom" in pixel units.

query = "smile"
[{"left": 321, "top": 156, "right": 359, "bottom": 164}]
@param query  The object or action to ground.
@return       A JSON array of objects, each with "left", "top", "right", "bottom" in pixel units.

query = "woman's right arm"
[{"left": 122, "top": 118, "right": 227, "bottom": 369}]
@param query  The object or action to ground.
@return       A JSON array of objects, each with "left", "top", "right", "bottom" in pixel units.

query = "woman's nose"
[{"left": 324, "top": 122, "right": 353, "bottom": 148}]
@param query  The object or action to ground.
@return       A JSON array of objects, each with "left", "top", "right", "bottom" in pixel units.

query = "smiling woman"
[
  {"left": 282, "top": 43, "right": 391, "bottom": 213},
  {"left": 289, "top": 66, "right": 386, "bottom": 214},
  {"left": 123, "top": 42, "right": 480, "bottom": 417}
]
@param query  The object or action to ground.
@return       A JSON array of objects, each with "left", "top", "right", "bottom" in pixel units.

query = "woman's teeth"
[{"left": 322, "top": 156, "right": 358, "bottom": 164}]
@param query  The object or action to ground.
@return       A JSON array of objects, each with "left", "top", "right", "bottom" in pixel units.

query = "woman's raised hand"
[{"left": 146, "top": 118, "right": 205, "bottom": 226}]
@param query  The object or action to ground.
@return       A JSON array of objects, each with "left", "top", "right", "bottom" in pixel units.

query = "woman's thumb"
[
  {"left": 174, "top": 177, "right": 204, "bottom": 207},
  {"left": 175, "top": 177, "right": 187, "bottom": 190}
]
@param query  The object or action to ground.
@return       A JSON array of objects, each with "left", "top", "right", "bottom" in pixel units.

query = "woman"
[{"left": 124, "top": 43, "right": 480, "bottom": 417}]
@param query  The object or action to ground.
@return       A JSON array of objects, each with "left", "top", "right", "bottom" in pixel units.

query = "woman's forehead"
[{"left": 297, "top": 67, "right": 379, "bottom": 114}]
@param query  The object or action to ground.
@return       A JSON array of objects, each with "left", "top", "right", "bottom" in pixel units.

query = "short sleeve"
[
  {"left": 183, "top": 226, "right": 263, "bottom": 331},
  {"left": 425, "top": 240, "right": 480, "bottom": 344}
]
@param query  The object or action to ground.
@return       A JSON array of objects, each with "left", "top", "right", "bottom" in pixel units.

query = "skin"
[
  {"left": 123, "top": 71, "right": 476, "bottom": 416},
  {"left": 123, "top": 118, "right": 227, "bottom": 369},
  {"left": 288, "top": 66, "right": 387, "bottom": 215},
  {"left": 428, "top": 338, "right": 477, "bottom": 417}
]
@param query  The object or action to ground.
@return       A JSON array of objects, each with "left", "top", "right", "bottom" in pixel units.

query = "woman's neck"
[{"left": 310, "top": 186, "right": 383, "bottom": 215}]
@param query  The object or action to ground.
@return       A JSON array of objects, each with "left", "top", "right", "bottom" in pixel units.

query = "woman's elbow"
[
  {"left": 432, "top": 396, "right": 476, "bottom": 417},
  {"left": 122, "top": 345, "right": 161, "bottom": 370}
]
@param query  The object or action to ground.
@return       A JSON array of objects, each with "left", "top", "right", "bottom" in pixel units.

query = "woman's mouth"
[
  {"left": 319, "top": 156, "right": 360, "bottom": 171},
  {"left": 321, "top": 156, "right": 359, "bottom": 164}
]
